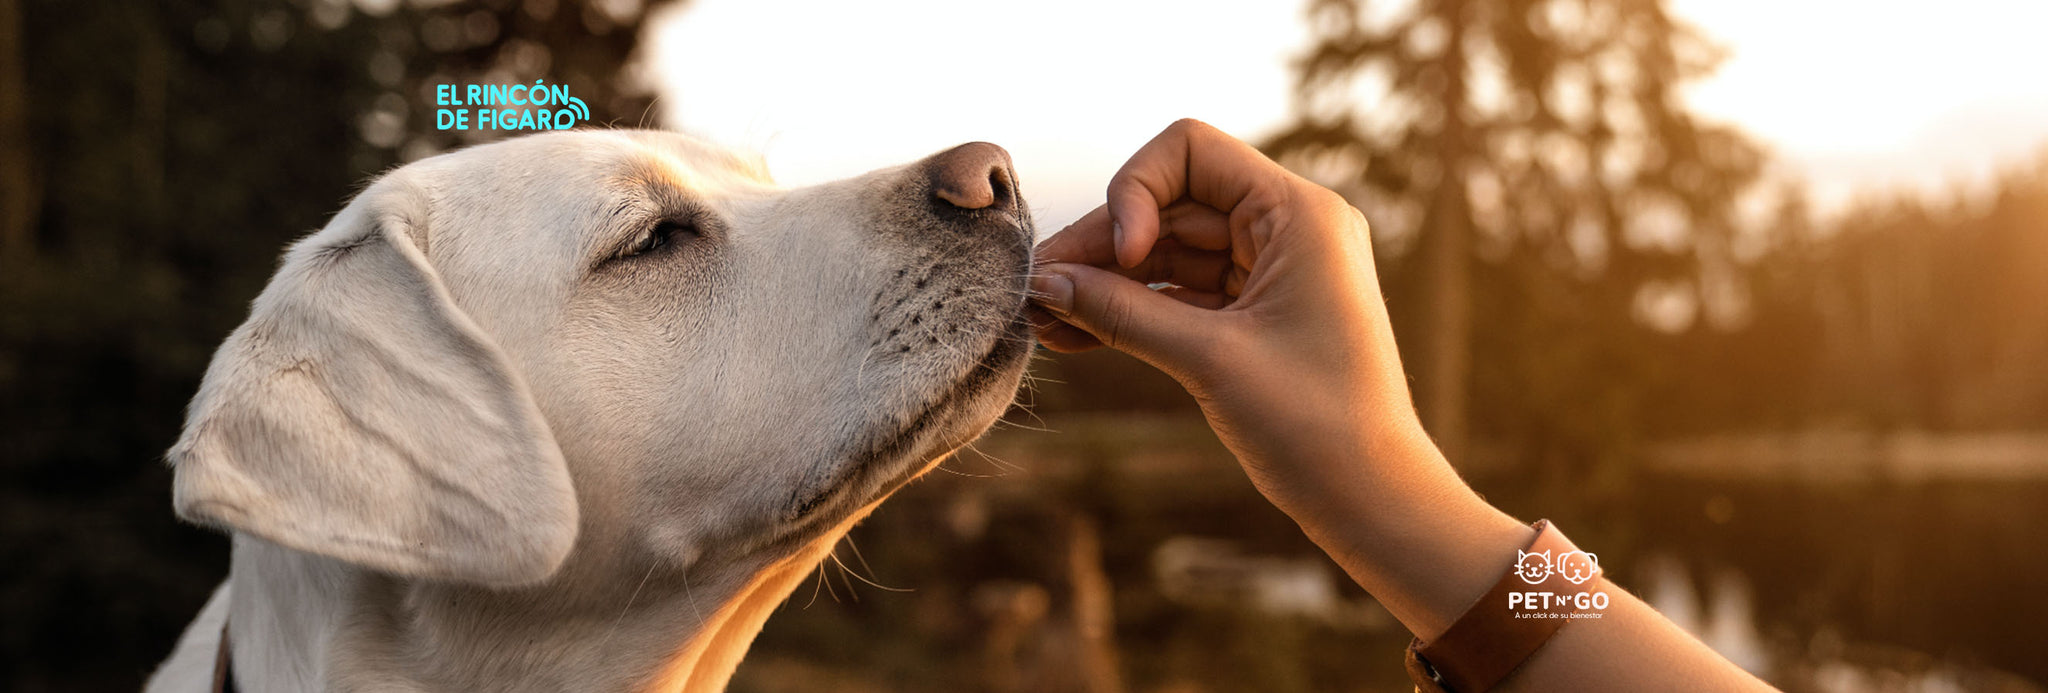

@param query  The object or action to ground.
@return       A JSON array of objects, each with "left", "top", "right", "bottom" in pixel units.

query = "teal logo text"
[{"left": 435, "top": 80, "right": 589, "bottom": 131}]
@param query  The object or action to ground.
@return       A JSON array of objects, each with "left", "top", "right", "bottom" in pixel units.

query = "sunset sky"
[{"left": 652, "top": 0, "right": 2048, "bottom": 227}]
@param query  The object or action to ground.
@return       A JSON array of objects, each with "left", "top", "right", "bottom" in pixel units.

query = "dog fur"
[{"left": 144, "top": 130, "right": 1034, "bottom": 692}]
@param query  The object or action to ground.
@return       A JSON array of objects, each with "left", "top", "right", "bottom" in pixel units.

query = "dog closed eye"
[{"left": 613, "top": 218, "right": 700, "bottom": 262}]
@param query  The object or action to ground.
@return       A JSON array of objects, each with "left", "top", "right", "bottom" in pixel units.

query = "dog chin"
[{"left": 777, "top": 306, "right": 1031, "bottom": 539}]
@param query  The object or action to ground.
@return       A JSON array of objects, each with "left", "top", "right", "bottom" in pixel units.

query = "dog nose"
[{"left": 927, "top": 142, "right": 1017, "bottom": 211}]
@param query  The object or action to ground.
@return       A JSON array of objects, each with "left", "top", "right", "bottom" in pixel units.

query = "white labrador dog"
[{"left": 144, "top": 130, "right": 1034, "bottom": 692}]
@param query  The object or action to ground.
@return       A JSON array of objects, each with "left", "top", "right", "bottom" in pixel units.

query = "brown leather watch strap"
[{"left": 1406, "top": 520, "right": 1606, "bottom": 692}]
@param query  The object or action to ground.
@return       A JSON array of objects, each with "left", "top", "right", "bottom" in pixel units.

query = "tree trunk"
[
  {"left": 1066, "top": 512, "right": 1124, "bottom": 693},
  {"left": 0, "top": 0, "right": 35, "bottom": 267},
  {"left": 1417, "top": 0, "right": 1473, "bottom": 466}
]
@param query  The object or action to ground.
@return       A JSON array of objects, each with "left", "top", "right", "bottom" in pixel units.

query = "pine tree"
[{"left": 1266, "top": 0, "right": 1765, "bottom": 467}]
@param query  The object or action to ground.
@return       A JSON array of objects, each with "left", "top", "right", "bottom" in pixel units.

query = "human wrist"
[
  {"left": 1264, "top": 416, "right": 1445, "bottom": 523},
  {"left": 1285, "top": 425, "right": 1532, "bottom": 640}
]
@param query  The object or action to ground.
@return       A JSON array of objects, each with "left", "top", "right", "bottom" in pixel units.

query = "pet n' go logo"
[
  {"left": 434, "top": 80, "right": 590, "bottom": 131},
  {"left": 1508, "top": 549, "right": 1609, "bottom": 618},
  {"left": 1513, "top": 549, "right": 1600, "bottom": 585}
]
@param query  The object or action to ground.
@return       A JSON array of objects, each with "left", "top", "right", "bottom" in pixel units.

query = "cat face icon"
[
  {"left": 1555, "top": 550, "right": 1600, "bottom": 584},
  {"left": 1514, "top": 550, "right": 1552, "bottom": 584}
]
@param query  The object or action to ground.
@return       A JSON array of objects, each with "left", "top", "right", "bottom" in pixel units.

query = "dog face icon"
[
  {"left": 1555, "top": 550, "right": 1600, "bottom": 584},
  {"left": 1514, "top": 550, "right": 1552, "bottom": 584}
]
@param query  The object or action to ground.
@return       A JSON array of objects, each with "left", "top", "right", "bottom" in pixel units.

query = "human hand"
[
  {"left": 1031, "top": 118, "right": 1424, "bottom": 517},
  {"left": 1029, "top": 119, "right": 1527, "bottom": 637},
  {"left": 1031, "top": 122, "right": 1775, "bottom": 688}
]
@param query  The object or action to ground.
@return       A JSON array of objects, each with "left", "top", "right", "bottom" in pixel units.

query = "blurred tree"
[
  {"left": 1264, "top": 0, "right": 1765, "bottom": 475},
  {"left": 1675, "top": 152, "right": 2048, "bottom": 434},
  {"left": 0, "top": 0, "right": 680, "bottom": 689},
  {"left": 1, "top": 0, "right": 30, "bottom": 267}
]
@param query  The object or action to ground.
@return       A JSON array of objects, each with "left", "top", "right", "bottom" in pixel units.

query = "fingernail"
[
  {"left": 1030, "top": 269, "right": 1074, "bottom": 315},
  {"left": 1111, "top": 219, "right": 1124, "bottom": 254}
]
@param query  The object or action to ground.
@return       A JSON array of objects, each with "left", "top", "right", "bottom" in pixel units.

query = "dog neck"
[{"left": 226, "top": 516, "right": 864, "bottom": 692}]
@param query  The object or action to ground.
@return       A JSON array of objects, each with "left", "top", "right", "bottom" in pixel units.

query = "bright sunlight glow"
[
  {"left": 651, "top": 0, "right": 1301, "bottom": 231},
  {"left": 653, "top": 0, "right": 2048, "bottom": 225}
]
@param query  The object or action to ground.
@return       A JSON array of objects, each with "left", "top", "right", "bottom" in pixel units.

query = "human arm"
[{"left": 1028, "top": 119, "right": 1772, "bottom": 691}]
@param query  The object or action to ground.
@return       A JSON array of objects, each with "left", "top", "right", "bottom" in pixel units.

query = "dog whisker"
[
  {"left": 842, "top": 536, "right": 886, "bottom": 586},
  {"left": 989, "top": 417, "right": 1056, "bottom": 434},
  {"left": 935, "top": 462, "right": 1004, "bottom": 478},
  {"left": 821, "top": 564, "right": 842, "bottom": 603},
  {"left": 961, "top": 441, "right": 1024, "bottom": 474},
  {"left": 834, "top": 560, "right": 860, "bottom": 603},
  {"left": 803, "top": 563, "right": 828, "bottom": 610},
  {"left": 595, "top": 563, "right": 659, "bottom": 653},
  {"left": 830, "top": 545, "right": 911, "bottom": 593}
]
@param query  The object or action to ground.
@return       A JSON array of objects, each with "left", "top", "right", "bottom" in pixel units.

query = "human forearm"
[
  {"left": 1495, "top": 584, "right": 1773, "bottom": 691},
  {"left": 1031, "top": 119, "right": 1772, "bottom": 691},
  {"left": 1296, "top": 437, "right": 1771, "bottom": 690},
  {"left": 1266, "top": 424, "right": 1531, "bottom": 641}
]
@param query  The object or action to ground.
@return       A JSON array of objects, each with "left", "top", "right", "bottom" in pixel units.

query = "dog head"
[{"left": 167, "top": 130, "right": 1033, "bottom": 586}]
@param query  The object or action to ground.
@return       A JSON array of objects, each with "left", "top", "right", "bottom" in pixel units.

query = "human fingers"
[
  {"left": 1028, "top": 304, "right": 1103, "bottom": 353},
  {"left": 1028, "top": 262, "right": 1223, "bottom": 369},
  {"left": 1028, "top": 270, "right": 1235, "bottom": 352},
  {"left": 1035, "top": 200, "right": 1232, "bottom": 268},
  {"left": 1156, "top": 286, "right": 1233, "bottom": 310},
  {"left": 1116, "top": 241, "right": 1240, "bottom": 296},
  {"left": 1104, "top": 118, "right": 1294, "bottom": 268}
]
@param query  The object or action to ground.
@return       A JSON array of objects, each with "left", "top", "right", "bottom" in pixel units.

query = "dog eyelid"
[{"left": 605, "top": 216, "right": 702, "bottom": 265}]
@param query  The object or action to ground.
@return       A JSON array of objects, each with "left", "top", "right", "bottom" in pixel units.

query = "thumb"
[{"left": 1031, "top": 262, "right": 1216, "bottom": 369}]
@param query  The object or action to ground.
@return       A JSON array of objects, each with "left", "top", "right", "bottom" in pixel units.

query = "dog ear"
[{"left": 167, "top": 180, "right": 578, "bottom": 587}]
